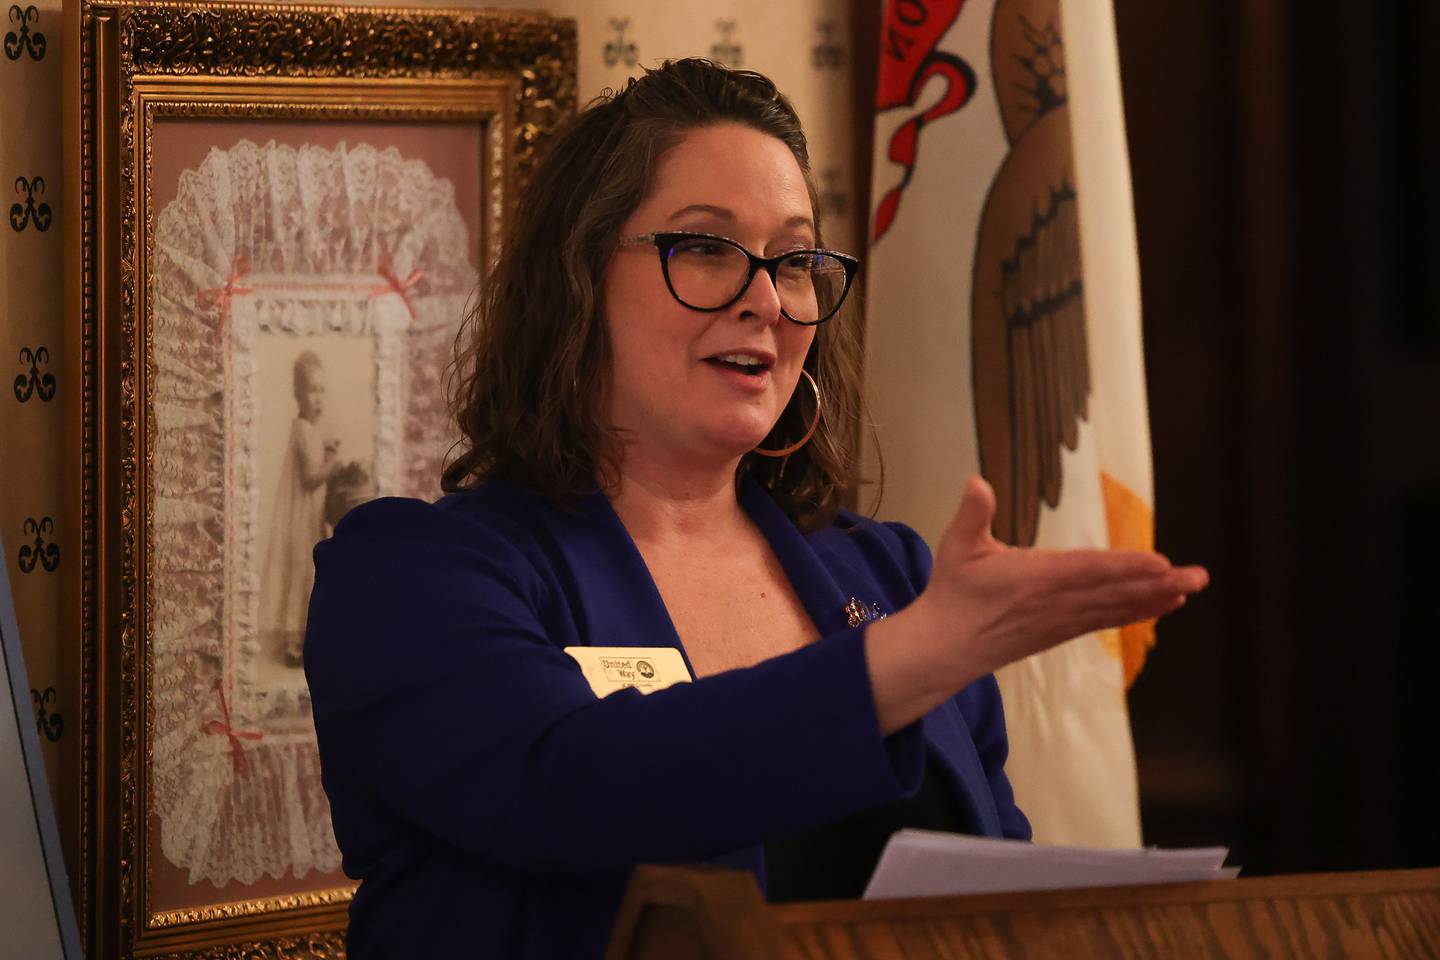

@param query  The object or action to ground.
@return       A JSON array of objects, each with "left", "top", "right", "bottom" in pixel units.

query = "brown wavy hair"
[{"left": 442, "top": 58, "right": 864, "bottom": 531}]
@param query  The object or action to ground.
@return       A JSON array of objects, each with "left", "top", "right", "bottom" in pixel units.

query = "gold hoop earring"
[{"left": 753, "top": 369, "right": 821, "bottom": 458}]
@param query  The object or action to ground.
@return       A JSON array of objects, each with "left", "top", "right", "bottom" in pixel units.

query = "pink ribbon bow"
[{"left": 201, "top": 678, "right": 263, "bottom": 777}]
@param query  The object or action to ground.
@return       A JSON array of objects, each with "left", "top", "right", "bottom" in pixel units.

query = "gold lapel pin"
[{"left": 845, "top": 597, "right": 886, "bottom": 628}]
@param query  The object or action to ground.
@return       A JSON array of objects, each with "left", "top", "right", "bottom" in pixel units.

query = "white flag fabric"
[{"left": 865, "top": 0, "right": 1155, "bottom": 847}]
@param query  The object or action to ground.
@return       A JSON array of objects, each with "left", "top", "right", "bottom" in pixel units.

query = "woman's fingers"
[
  {"left": 1025, "top": 570, "right": 1202, "bottom": 641},
  {"left": 964, "top": 557, "right": 1207, "bottom": 656},
  {"left": 1080, "top": 592, "right": 1187, "bottom": 635},
  {"left": 1172, "top": 564, "right": 1210, "bottom": 593},
  {"left": 1006, "top": 595, "right": 1176, "bottom": 651},
  {"left": 1030, "top": 549, "right": 1172, "bottom": 590},
  {"left": 999, "top": 549, "right": 1208, "bottom": 599},
  {"left": 1048, "top": 566, "right": 1203, "bottom": 616}
]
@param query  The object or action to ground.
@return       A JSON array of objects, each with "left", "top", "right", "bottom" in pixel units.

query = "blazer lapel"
[
  {"left": 532, "top": 489, "right": 696, "bottom": 674},
  {"left": 737, "top": 477, "right": 853, "bottom": 635}
]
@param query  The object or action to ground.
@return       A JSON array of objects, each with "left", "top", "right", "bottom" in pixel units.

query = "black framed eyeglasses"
[{"left": 617, "top": 231, "right": 859, "bottom": 326}]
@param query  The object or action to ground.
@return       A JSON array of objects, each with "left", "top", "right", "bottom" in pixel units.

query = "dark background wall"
[{"left": 1115, "top": 0, "right": 1439, "bottom": 874}]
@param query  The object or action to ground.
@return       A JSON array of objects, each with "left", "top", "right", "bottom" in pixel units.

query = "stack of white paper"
[{"left": 863, "top": 829, "right": 1239, "bottom": 900}]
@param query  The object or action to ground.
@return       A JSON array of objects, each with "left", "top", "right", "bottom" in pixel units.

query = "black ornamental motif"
[
  {"left": 711, "top": 20, "right": 742, "bottom": 67},
  {"left": 9, "top": 176, "right": 52, "bottom": 232},
  {"left": 17, "top": 517, "right": 60, "bottom": 573},
  {"left": 31, "top": 688, "right": 62, "bottom": 742},
  {"left": 14, "top": 346, "right": 56, "bottom": 402},
  {"left": 811, "top": 20, "right": 844, "bottom": 70},
  {"left": 819, "top": 168, "right": 850, "bottom": 221},
  {"left": 4, "top": 4, "right": 45, "bottom": 61},
  {"left": 603, "top": 17, "right": 637, "bottom": 68}
]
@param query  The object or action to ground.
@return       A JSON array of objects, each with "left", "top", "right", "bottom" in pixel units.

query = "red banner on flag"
[{"left": 874, "top": 0, "right": 976, "bottom": 240}]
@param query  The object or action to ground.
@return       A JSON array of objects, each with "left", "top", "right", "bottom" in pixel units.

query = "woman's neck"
[{"left": 608, "top": 448, "right": 749, "bottom": 550}]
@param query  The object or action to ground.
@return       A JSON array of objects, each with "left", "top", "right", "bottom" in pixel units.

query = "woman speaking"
[{"left": 304, "top": 58, "right": 1207, "bottom": 959}]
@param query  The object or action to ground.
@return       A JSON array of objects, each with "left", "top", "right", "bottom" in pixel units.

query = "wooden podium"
[{"left": 604, "top": 864, "right": 1440, "bottom": 959}]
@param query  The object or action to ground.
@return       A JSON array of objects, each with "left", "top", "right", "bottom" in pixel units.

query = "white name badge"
[{"left": 563, "top": 646, "right": 692, "bottom": 698}]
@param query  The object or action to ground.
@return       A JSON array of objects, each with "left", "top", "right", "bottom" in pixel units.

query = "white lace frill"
[{"left": 151, "top": 140, "right": 474, "bottom": 887}]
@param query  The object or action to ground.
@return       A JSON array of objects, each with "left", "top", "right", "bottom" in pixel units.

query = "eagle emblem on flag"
[
  {"left": 971, "top": 0, "right": 1091, "bottom": 547},
  {"left": 873, "top": 0, "right": 1092, "bottom": 548}
]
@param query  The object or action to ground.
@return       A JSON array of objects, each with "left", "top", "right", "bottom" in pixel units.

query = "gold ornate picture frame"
[{"left": 60, "top": 3, "right": 574, "bottom": 956}]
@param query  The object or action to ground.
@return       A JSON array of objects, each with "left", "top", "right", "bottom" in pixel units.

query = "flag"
[{"left": 864, "top": 0, "right": 1153, "bottom": 846}]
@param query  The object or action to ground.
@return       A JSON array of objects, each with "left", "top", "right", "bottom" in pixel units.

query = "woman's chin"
[{"left": 702, "top": 425, "right": 777, "bottom": 461}]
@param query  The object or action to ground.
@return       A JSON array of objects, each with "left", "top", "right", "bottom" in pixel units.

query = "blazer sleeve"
[
  {"left": 884, "top": 521, "right": 1033, "bottom": 841},
  {"left": 305, "top": 499, "right": 926, "bottom": 877}
]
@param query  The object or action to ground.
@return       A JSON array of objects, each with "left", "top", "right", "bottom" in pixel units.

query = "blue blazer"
[{"left": 304, "top": 476, "right": 1029, "bottom": 959}]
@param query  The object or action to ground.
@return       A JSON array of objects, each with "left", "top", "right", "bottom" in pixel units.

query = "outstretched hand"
[
  {"left": 865, "top": 476, "right": 1209, "bottom": 734},
  {"left": 928, "top": 475, "right": 1206, "bottom": 677}
]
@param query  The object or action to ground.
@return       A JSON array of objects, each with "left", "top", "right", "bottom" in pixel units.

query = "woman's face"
[{"left": 602, "top": 123, "right": 818, "bottom": 470}]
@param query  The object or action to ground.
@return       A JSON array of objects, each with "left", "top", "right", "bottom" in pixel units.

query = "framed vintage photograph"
[{"left": 61, "top": 2, "right": 574, "bottom": 956}]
